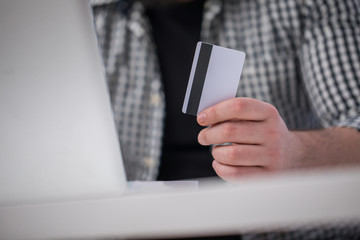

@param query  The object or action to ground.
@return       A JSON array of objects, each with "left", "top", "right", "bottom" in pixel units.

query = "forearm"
[{"left": 291, "top": 127, "right": 360, "bottom": 169}]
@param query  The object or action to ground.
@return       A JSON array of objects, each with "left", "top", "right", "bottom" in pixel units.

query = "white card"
[{"left": 182, "top": 42, "right": 246, "bottom": 116}]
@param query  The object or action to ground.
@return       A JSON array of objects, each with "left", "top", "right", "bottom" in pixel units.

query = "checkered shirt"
[{"left": 91, "top": 0, "right": 360, "bottom": 181}]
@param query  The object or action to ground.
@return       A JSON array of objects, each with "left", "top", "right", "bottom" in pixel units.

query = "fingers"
[
  {"left": 212, "top": 160, "right": 266, "bottom": 182},
  {"left": 199, "top": 121, "right": 262, "bottom": 145},
  {"left": 211, "top": 144, "right": 265, "bottom": 166},
  {"left": 197, "top": 97, "right": 278, "bottom": 126},
  {"left": 196, "top": 97, "right": 290, "bottom": 181},
  {"left": 198, "top": 120, "right": 266, "bottom": 146}
]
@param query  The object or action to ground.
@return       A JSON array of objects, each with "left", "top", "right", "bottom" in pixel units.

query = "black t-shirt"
[{"left": 146, "top": 0, "right": 217, "bottom": 180}]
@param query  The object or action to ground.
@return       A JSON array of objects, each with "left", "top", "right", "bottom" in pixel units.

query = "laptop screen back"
[{"left": 0, "top": 0, "right": 127, "bottom": 204}]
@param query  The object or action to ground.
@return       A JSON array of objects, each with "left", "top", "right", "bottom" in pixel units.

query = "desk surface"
[{"left": 1, "top": 167, "right": 360, "bottom": 240}]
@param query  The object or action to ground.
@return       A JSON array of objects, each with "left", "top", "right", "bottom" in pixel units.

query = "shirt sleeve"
[{"left": 298, "top": 0, "right": 360, "bottom": 130}]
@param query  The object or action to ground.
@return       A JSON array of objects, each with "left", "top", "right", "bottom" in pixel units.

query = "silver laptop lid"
[{"left": 0, "top": 0, "right": 127, "bottom": 204}]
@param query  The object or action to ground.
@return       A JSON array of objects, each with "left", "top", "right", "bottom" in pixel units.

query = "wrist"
[
  {"left": 288, "top": 127, "right": 360, "bottom": 169},
  {"left": 286, "top": 130, "right": 309, "bottom": 169}
]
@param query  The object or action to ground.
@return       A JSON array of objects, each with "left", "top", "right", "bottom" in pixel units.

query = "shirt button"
[
  {"left": 128, "top": 21, "right": 144, "bottom": 37},
  {"left": 150, "top": 93, "right": 161, "bottom": 106},
  {"left": 144, "top": 157, "right": 156, "bottom": 167}
]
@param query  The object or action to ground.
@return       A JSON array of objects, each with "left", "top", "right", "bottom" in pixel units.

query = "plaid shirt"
[{"left": 92, "top": 0, "right": 360, "bottom": 181}]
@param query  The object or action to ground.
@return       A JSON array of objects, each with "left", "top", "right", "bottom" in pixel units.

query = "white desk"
[{"left": 1, "top": 167, "right": 360, "bottom": 240}]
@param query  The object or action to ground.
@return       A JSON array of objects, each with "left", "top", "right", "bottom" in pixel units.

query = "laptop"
[{"left": 0, "top": 0, "right": 128, "bottom": 205}]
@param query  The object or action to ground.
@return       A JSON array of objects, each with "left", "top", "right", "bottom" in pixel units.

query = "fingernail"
[
  {"left": 197, "top": 112, "right": 206, "bottom": 124},
  {"left": 212, "top": 160, "right": 218, "bottom": 168},
  {"left": 198, "top": 137, "right": 203, "bottom": 145}
]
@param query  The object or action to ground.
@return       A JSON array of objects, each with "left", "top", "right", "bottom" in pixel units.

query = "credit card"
[{"left": 182, "top": 42, "right": 246, "bottom": 116}]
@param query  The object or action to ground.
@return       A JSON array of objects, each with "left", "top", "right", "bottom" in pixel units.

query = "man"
[{"left": 92, "top": 0, "right": 360, "bottom": 182}]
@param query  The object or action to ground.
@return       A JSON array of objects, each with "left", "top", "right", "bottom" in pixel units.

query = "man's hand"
[{"left": 197, "top": 97, "right": 360, "bottom": 182}]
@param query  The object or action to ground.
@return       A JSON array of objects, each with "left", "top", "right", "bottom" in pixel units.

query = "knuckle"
[
  {"left": 227, "top": 146, "right": 239, "bottom": 161},
  {"left": 221, "top": 123, "right": 236, "bottom": 139},
  {"left": 230, "top": 98, "right": 246, "bottom": 113}
]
